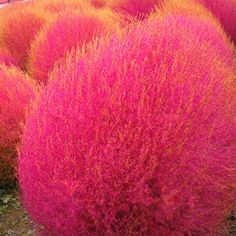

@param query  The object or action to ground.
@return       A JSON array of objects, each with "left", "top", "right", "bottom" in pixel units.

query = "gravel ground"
[{"left": 0, "top": 189, "right": 35, "bottom": 236}]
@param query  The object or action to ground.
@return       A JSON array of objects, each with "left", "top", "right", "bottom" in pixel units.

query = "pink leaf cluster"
[
  {"left": 31, "top": 0, "right": 92, "bottom": 14},
  {"left": 90, "top": 0, "right": 107, "bottom": 8},
  {"left": 28, "top": 10, "right": 120, "bottom": 83},
  {"left": 19, "top": 11, "right": 236, "bottom": 236},
  {"left": 0, "top": 48, "right": 18, "bottom": 67},
  {"left": 0, "top": 3, "right": 51, "bottom": 70},
  {"left": 109, "top": 0, "right": 164, "bottom": 19},
  {"left": 0, "top": 65, "right": 37, "bottom": 186},
  {"left": 199, "top": 0, "right": 236, "bottom": 44},
  {"left": 150, "top": 0, "right": 236, "bottom": 68}
]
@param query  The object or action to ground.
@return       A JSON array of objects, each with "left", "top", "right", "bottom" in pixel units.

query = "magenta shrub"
[
  {"left": 19, "top": 12, "right": 236, "bottom": 236},
  {"left": 28, "top": 10, "right": 120, "bottom": 83},
  {"left": 0, "top": 3, "right": 50, "bottom": 70},
  {"left": 153, "top": 0, "right": 236, "bottom": 67},
  {"left": 0, "top": 65, "right": 38, "bottom": 186},
  {"left": 199, "top": 0, "right": 236, "bottom": 44}
]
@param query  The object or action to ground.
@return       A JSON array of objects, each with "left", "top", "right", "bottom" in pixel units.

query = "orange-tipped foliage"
[
  {"left": 0, "top": 47, "right": 18, "bottom": 67},
  {"left": 31, "top": 0, "right": 93, "bottom": 14},
  {"left": 199, "top": 0, "right": 236, "bottom": 44},
  {"left": 28, "top": 9, "right": 121, "bottom": 83},
  {"left": 90, "top": 0, "right": 107, "bottom": 8},
  {"left": 108, "top": 0, "right": 163, "bottom": 19},
  {"left": 0, "top": 2, "right": 52, "bottom": 70},
  {"left": 153, "top": 0, "right": 224, "bottom": 33},
  {"left": 0, "top": 65, "right": 38, "bottom": 187},
  {"left": 19, "top": 11, "right": 236, "bottom": 235},
  {"left": 150, "top": 0, "right": 236, "bottom": 66}
]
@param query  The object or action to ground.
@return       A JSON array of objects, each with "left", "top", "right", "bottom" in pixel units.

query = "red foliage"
[
  {"left": 90, "top": 0, "right": 107, "bottom": 8},
  {"left": 19, "top": 11, "right": 236, "bottom": 236},
  {"left": 109, "top": 0, "right": 163, "bottom": 19},
  {"left": 150, "top": 0, "right": 236, "bottom": 67},
  {"left": 0, "top": 65, "right": 38, "bottom": 187},
  {"left": 199, "top": 0, "right": 236, "bottom": 44},
  {"left": 0, "top": 47, "right": 18, "bottom": 67},
  {"left": 0, "top": 3, "right": 51, "bottom": 70},
  {"left": 28, "top": 10, "right": 120, "bottom": 83},
  {"left": 31, "top": 0, "right": 93, "bottom": 14}
]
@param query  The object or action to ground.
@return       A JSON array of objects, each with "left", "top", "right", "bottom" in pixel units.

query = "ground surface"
[
  {"left": 0, "top": 189, "right": 34, "bottom": 236},
  {"left": 0, "top": 188, "right": 235, "bottom": 236}
]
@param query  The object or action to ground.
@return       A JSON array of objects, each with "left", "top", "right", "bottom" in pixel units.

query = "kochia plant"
[
  {"left": 150, "top": 0, "right": 236, "bottom": 66},
  {"left": 0, "top": 2, "right": 51, "bottom": 70},
  {"left": 0, "top": 65, "right": 38, "bottom": 187},
  {"left": 199, "top": 0, "right": 236, "bottom": 44},
  {"left": 28, "top": 9, "right": 120, "bottom": 83},
  {"left": 19, "top": 7, "right": 236, "bottom": 236}
]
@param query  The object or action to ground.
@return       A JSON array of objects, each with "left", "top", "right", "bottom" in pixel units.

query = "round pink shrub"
[
  {"left": 28, "top": 10, "right": 120, "bottom": 83},
  {"left": 0, "top": 65, "right": 38, "bottom": 187},
  {"left": 0, "top": 3, "right": 51, "bottom": 70},
  {"left": 149, "top": 0, "right": 236, "bottom": 67},
  {"left": 19, "top": 14, "right": 236, "bottom": 235},
  {"left": 198, "top": 0, "right": 236, "bottom": 44}
]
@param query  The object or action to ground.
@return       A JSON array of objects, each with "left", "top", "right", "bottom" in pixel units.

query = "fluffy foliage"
[
  {"left": 0, "top": 65, "right": 37, "bottom": 187},
  {"left": 108, "top": 0, "right": 163, "bottom": 19},
  {"left": 19, "top": 12, "right": 236, "bottom": 236},
  {"left": 199, "top": 0, "right": 236, "bottom": 44},
  {"left": 151, "top": 0, "right": 236, "bottom": 66},
  {"left": 0, "top": 2, "right": 51, "bottom": 70},
  {"left": 31, "top": 0, "right": 93, "bottom": 14},
  {"left": 0, "top": 47, "right": 18, "bottom": 67},
  {"left": 28, "top": 9, "right": 120, "bottom": 83},
  {"left": 90, "top": 0, "right": 107, "bottom": 8}
]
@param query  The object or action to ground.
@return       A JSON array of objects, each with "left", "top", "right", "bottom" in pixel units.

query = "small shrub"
[
  {"left": 0, "top": 2, "right": 51, "bottom": 70},
  {"left": 199, "top": 0, "right": 236, "bottom": 44},
  {"left": 150, "top": 0, "right": 236, "bottom": 66},
  {"left": 28, "top": 9, "right": 120, "bottom": 83},
  {"left": 0, "top": 65, "right": 38, "bottom": 187}
]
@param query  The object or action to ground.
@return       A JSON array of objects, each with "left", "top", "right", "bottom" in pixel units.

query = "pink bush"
[
  {"left": 199, "top": 0, "right": 236, "bottom": 44},
  {"left": 19, "top": 12, "right": 236, "bottom": 236},
  {"left": 0, "top": 3, "right": 51, "bottom": 70},
  {"left": 0, "top": 65, "right": 38, "bottom": 187},
  {"left": 150, "top": 0, "right": 236, "bottom": 67},
  {"left": 28, "top": 10, "right": 120, "bottom": 83}
]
